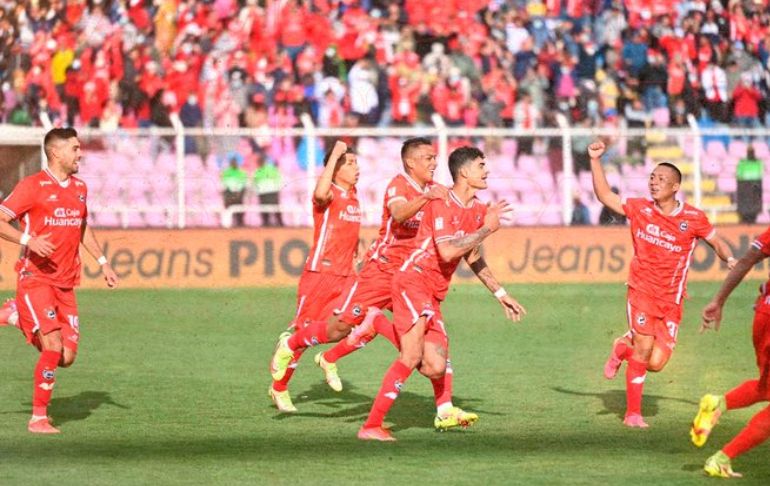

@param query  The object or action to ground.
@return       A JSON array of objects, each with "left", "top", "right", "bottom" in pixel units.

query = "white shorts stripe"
[
  {"left": 401, "top": 290, "right": 434, "bottom": 325},
  {"left": 23, "top": 293, "right": 40, "bottom": 334},
  {"left": 295, "top": 295, "right": 307, "bottom": 320},
  {"left": 335, "top": 281, "right": 359, "bottom": 315}
]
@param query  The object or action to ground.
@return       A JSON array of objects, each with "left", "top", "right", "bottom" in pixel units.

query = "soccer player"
[
  {"left": 0, "top": 298, "right": 18, "bottom": 326},
  {"left": 690, "top": 229, "right": 770, "bottom": 478},
  {"left": 0, "top": 127, "right": 118, "bottom": 434},
  {"left": 357, "top": 146, "right": 526, "bottom": 441},
  {"left": 315, "top": 138, "right": 479, "bottom": 429},
  {"left": 589, "top": 140, "right": 736, "bottom": 428},
  {"left": 268, "top": 140, "right": 361, "bottom": 412}
]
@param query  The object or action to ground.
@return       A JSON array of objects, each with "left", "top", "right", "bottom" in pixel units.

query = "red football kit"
[
  {"left": 294, "top": 184, "right": 360, "bottom": 325},
  {"left": 392, "top": 191, "right": 487, "bottom": 346},
  {"left": 749, "top": 229, "right": 770, "bottom": 394},
  {"left": 336, "top": 174, "right": 432, "bottom": 325},
  {"left": 622, "top": 198, "right": 715, "bottom": 349},
  {"left": 0, "top": 169, "right": 88, "bottom": 351}
]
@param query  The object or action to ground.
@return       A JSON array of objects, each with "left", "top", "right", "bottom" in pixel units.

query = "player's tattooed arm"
[
  {"left": 701, "top": 246, "right": 765, "bottom": 333},
  {"left": 465, "top": 247, "right": 526, "bottom": 322},
  {"left": 436, "top": 226, "right": 491, "bottom": 262}
]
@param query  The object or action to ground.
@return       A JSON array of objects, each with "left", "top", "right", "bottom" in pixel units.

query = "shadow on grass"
[
  {"left": 551, "top": 386, "right": 698, "bottom": 419},
  {"left": 1, "top": 391, "right": 129, "bottom": 425},
  {"left": 271, "top": 381, "right": 499, "bottom": 431}
]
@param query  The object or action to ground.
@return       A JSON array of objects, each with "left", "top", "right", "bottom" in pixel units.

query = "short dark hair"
[
  {"left": 43, "top": 127, "right": 78, "bottom": 159},
  {"left": 323, "top": 146, "right": 356, "bottom": 174},
  {"left": 656, "top": 162, "right": 682, "bottom": 183},
  {"left": 448, "top": 146, "right": 484, "bottom": 182},
  {"left": 400, "top": 137, "right": 432, "bottom": 163}
]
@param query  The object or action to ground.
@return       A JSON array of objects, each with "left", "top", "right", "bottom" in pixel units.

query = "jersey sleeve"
[
  {"left": 385, "top": 177, "right": 409, "bottom": 208},
  {"left": 752, "top": 227, "right": 770, "bottom": 256},
  {"left": 0, "top": 178, "right": 36, "bottom": 221},
  {"left": 691, "top": 211, "right": 716, "bottom": 240},
  {"left": 621, "top": 197, "right": 643, "bottom": 221}
]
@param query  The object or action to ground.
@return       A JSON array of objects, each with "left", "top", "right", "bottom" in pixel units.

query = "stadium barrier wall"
[{"left": 0, "top": 226, "right": 767, "bottom": 290}]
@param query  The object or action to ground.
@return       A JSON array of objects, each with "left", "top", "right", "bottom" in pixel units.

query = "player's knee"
[
  {"left": 646, "top": 360, "right": 666, "bottom": 372},
  {"left": 420, "top": 363, "right": 445, "bottom": 381},
  {"left": 399, "top": 351, "right": 422, "bottom": 369},
  {"left": 59, "top": 355, "right": 76, "bottom": 368}
]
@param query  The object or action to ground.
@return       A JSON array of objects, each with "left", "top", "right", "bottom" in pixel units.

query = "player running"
[
  {"left": 0, "top": 128, "right": 118, "bottom": 434},
  {"left": 269, "top": 140, "right": 361, "bottom": 412},
  {"left": 690, "top": 228, "right": 770, "bottom": 478},
  {"left": 313, "top": 137, "right": 477, "bottom": 429},
  {"left": 589, "top": 140, "right": 735, "bottom": 428},
  {"left": 357, "top": 146, "right": 526, "bottom": 441}
]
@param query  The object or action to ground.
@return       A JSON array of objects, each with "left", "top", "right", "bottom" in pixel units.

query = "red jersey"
[
  {"left": 399, "top": 191, "right": 487, "bottom": 301},
  {"left": 368, "top": 174, "right": 432, "bottom": 272},
  {"left": 623, "top": 198, "right": 715, "bottom": 306},
  {"left": 0, "top": 169, "right": 88, "bottom": 288},
  {"left": 304, "top": 184, "right": 361, "bottom": 277}
]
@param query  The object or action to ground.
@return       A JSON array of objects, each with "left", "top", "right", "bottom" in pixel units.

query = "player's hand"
[
  {"left": 727, "top": 257, "right": 737, "bottom": 270},
  {"left": 587, "top": 141, "right": 606, "bottom": 160},
  {"left": 426, "top": 184, "right": 448, "bottom": 200},
  {"left": 331, "top": 140, "right": 348, "bottom": 157},
  {"left": 700, "top": 301, "right": 722, "bottom": 333},
  {"left": 499, "top": 294, "right": 527, "bottom": 323},
  {"left": 102, "top": 264, "right": 119, "bottom": 288},
  {"left": 483, "top": 200, "right": 513, "bottom": 233},
  {"left": 28, "top": 233, "right": 55, "bottom": 257}
]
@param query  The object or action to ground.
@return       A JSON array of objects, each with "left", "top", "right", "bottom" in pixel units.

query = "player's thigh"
[
  {"left": 55, "top": 288, "right": 80, "bottom": 366},
  {"left": 398, "top": 318, "right": 427, "bottom": 368},
  {"left": 18, "top": 282, "right": 63, "bottom": 350}
]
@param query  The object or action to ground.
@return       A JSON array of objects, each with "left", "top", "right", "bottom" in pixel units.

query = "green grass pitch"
[{"left": 0, "top": 282, "right": 768, "bottom": 485}]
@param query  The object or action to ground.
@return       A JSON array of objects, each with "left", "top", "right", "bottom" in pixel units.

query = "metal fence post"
[{"left": 556, "top": 113, "right": 573, "bottom": 225}]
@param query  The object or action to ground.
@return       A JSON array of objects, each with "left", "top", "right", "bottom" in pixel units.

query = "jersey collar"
[
  {"left": 449, "top": 190, "right": 474, "bottom": 208},
  {"left": 44, "top": 168, "right": 70, "bottom": 188},
  {"left": 653, "top": 199, "right": 683, "bottom": 217},
  {"left": 403, "top": 173, "right": 427, "bottom": 193}
]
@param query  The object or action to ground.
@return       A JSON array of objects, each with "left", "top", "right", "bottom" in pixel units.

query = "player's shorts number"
[
  {"left": 666, "top": 321, "right": 678, "bottom": 340},
  {"left": 67, "top": 315, "right": 80, "bottom": 332}
]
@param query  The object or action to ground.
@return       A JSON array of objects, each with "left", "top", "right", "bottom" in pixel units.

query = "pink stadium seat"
[
  {"left": 705, "top": 140, "right": 727, "bottom": 159},
  {"left": 701, "top": 158, "right": 721, "bottom": 176},
  {"left": 539, "top": 210, "right": 562, "bottom": 226},
  {"left": 758, "top": 212, "right": 770, "bottom": 224},
  {"left": 516, "top": 155, "right": 540, "bottom": 174},
  {"left": 93, "top": 211, "right": 120, "bottom": 228},
  {"left": 716, "top": 175, "right": 737, "bottom": 193},
  {"left": 144, "top": 211, "right": 168, "bottom": 227},
  {"left": 729, "top": 140, "right": 747, "bottom": 158},
  {"left": 752, "top": 141, "right": 770, "bottom": 158}
]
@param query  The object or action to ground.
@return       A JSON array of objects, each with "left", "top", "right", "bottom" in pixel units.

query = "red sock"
[
  {"left": 373, "top": 314, "right": 399, "bottom": 349},
  {"left": 725, "top": 380, "right": 763, "bottom": 410},
  {"left": 32, "top": 350, "right": 61, "bottom": 417},
  {"left": 625, "top": 357, "right": 648, "bottom": 417},
  {"left": 287, "top": 320, "right": 328, "bottom": 350},
  {"left": 272, "top": 348, "right": 305, "bottom": 392},
  {"left": 432, "top": 360, "right": 453, "bottom": 409},
  {"left": 323, "top": 338, "right": 366, "bottom": 364},
  {"left": 723, "top": 406, "right": 770, "bottom": 458},
  {"left": 363, "top": 359, "right": 413, "bottom": 428}
]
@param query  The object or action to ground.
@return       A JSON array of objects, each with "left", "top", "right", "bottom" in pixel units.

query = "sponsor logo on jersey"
[
  {"left": 637, "top": 224, "right": 682, "bottom": 252},
  {"left": 40, "top": 181, "right": 53, "bottom": 186},
  {"left": 46, "top": 207, "right": 83, "bottom": 227},
  {"left": 679, "top": 221, "right": 688, "bottom": 232},
  {"left": 338, "top": 204, "right": 362, "bottom": 223}
]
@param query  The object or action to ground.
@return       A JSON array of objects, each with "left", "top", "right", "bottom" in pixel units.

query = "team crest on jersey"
[
  {"left": 45, "top": 308, "right": 56, "bottom": 320},
  {"left": 47, "top": 194, "right": 58, "bottom": 201},
  {"left": 78, "top": 194, "right": 85, "bottom": 202},
  {"left": 642, "top": 207, "right": 653, "bottom": 215},
  {"left": 679, "top": 221, "right": 688, "bottom": 232},
  {"left": 451, "top": 216, "right": 460, "bottom": 227},
  {"left": 475, "top": 214, "right": 482, "bottom": 223},
  {"left": 636, "top": 313, "right": 646, "bottom": 327},
  {"left": 352, "top": 305, "right": 362, "bottom": 317}
]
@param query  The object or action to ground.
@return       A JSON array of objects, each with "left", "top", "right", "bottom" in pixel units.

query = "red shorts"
[
  {"left": 391, "top": 270, "right": 448, "bottom": 349},
  {"left": 336, "top": 260, "right": 394, "bottom": 326},
  {"left": 294, "top": 271, "right": 355, "bottom": 327},
  {"left": 16, "top": 279, "right": 80, "bottom": 352},
  {"left": 626, "top": 287, "right": 683, "bottom": 351},
  {"left": 753, "top": 310, "right": 770, "bottom": 394}
]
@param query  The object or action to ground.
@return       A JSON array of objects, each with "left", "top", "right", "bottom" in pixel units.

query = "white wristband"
[
  {"left": 494, "top": 288, "right": 507, "bottom": 299},
  {"left": 19, "top": 233, "right": 30, "bottom": 246},
  {"left": 727, "top": 257, "right": 736, "bottom": 264},
  {"left": 97, "top": 256, "right": 108, "bottom": 265}
]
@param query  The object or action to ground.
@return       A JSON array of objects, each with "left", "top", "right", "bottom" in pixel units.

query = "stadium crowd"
[{"left": 1, "top": 0, "right": 769, "bottom": 137}]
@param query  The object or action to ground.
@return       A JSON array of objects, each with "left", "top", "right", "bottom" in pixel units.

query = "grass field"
[{"left": 0, "top": 282, "right": 768, "bottom": 485}]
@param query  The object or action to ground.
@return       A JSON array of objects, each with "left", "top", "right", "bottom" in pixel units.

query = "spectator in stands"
[
  {"left": 571, "top": 192, "right": 591, "bottom": 226},
  {"left": 599, "top": 187, "right": 627, "bottom": 225},
  {"left": 639, "top": 50, "right": 668, "bottom": 111},
  {"left": 513, "top": 91, "right": 539, "bottom": 158},
  {"left": 736, "top": 147, "right": 763, "bottom": 224},
  {"left": 253, "top": 151, "right": 284, "bottom": 228},
  {"left": 701, "top": 60, "right": 728, "bottom": 122},
  {"left": 221, "top": 156, "right": 248, "bottom": 227},
  {"left": 733, "top": 73, "right": 762, "bottom": 142}
]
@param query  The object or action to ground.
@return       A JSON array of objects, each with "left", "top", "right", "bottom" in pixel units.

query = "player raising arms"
[
  {"left": 358, "top": 146, "right": 526, "bottom": 441},
  {"left": 0, "top": 128, "right": 118, "bottom": 434},
  {"left": 690, "top": 229, "right": 770, "bottom": 478},
  {"left": 589, "top": 140, "right": 735, "bottom": 428},
  {"left": 268, "top": 140, "right": 361, "bottom": 412}
]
